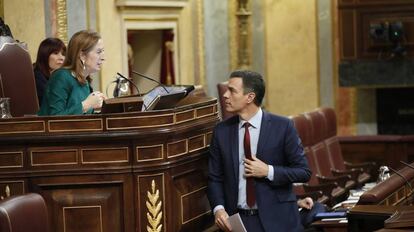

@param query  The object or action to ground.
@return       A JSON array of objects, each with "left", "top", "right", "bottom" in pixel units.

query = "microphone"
[
  {"left": 131, "top": 70, "right": 170, "bottom": 94},
  {"left": 115, "top": 73, "right": 148, "bottom": 111},
  {"left": 115, "top": 72, "right": 141, "bottom": 96},
  {"left": 388, "top": 166, "right": 413, "bottom": 205}
]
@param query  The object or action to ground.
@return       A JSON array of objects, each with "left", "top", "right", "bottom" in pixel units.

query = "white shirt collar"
[{"left": 239, "top": 108, "right": 263, "bottom": 129}]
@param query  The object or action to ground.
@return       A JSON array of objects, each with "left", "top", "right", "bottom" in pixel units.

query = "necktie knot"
[{"left": 243, "top": 122, "right": 251, "bottom": 129}]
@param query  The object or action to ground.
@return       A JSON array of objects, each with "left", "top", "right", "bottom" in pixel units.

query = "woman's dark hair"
[{"left": 33, "top": 38, "right": 66, "bottom": 79}]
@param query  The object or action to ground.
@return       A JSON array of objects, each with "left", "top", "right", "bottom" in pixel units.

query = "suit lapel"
[
  {"left": 230, "top": 119, "right": 239, "bottom": 182},
  {"left": 257, "top": 111, "right": 271, "bottom": 159}
]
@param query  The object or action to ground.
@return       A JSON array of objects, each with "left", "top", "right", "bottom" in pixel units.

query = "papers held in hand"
[{"left": 228, "top": 213, "right": 247, "bottom": 232}]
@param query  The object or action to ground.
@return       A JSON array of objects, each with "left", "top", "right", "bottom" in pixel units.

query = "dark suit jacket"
[{"left": 207, "top": 111, "right": 311, "bottom": 232}]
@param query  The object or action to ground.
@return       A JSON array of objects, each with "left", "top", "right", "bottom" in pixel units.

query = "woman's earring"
[{"left": 81, "top": 60, "right": 86, "bottom": 70}]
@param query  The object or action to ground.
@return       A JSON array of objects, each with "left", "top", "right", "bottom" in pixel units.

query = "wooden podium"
[{"left": 0, "top": 93, "right": 218, "bottom": 232}]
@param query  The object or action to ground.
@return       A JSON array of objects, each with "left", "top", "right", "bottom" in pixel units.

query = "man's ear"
[{"left": 247, "top": 92, "right": 256, "bottom": 104}]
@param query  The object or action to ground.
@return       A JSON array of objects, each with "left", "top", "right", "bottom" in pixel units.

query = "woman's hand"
[{"left": 82, "top": 91, "right": 105, "bottom": 112}]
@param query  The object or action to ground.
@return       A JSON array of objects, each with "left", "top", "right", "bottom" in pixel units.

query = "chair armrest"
[
  {"left": 317, "top": 174, "right": 351, "bottom": 187},
  {"left": 303, "top": 182, "right": 338, "bottom": 198},
  {"left": 296, "top": 190, "right": 323, "bottom": 201},
  {"left": 331, "top": 168, "right": 362, "bottom": 180}
]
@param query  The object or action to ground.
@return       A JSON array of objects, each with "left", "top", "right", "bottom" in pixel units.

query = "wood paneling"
[
  {"left": 0, "top": 96, "right": 218, "bottom": 232},
  {"left": 338, "top": 0, "right": 414, "bottom": 60}
]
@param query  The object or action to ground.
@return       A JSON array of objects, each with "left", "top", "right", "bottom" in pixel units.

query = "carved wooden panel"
[
  {"left": 0, "top": 151, "right": 23, "bottom": 168},
  {"left": 32, "top": 175, "right": 132, "bottom": 232},
  {"left": 175, "top": 109, "right": 195, "bottom": 123},
  {"left": 0, "top": 120, "right": 45, "bottom": 134},
  {"left": 338, "top": 0, "right": 414, "bottom": 60},
  {"left": 81, "top": 147, "right": 129, "bottom": 164},
  {"left": 0, "top": 180, "right": 25, "bottom": 198},
  {"left": 136, "top": 174, "right": 165, "bottom": 232},
  {"left": 136, "top": 144, "right": 164, "bottom": 162},
  {"left": 167, "top": 139, "right": 188, "bottom": 158},
  {"left": 30, "top": 148, "right": 78, "bottom": 167},
  {"left": 106, "top": 114, "right": 174, "bottom": 130},
  {"left": 188, "top": 134, "right": 205, "bottom": 152},
  {"left": 49, "top": 118, "right": 103, "bottom": 132}
]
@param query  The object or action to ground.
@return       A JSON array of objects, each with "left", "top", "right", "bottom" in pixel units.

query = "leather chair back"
[
  {"left": 217, "top": 81, "right": 235, "bottom": 120},
  {"left": 304, "top": 111, "right": 328, "bottom": 144},
  {"left": 304, "top": 147, "right": 321, "bottom": 186},
  {"left": 291, "top": 114, "right": 312, "bottom": 147},
  {"left": 0, "top": 193, "right": 48, "bottom": 232},
  {"left": 318, "top": 107, "right": 337, "bottom": 137},
  {"left": 0, "top": 36, "right": 39, "bottom": 117}
]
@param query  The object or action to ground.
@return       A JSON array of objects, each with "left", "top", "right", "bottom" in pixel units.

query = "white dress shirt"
[{"left": 213, "top": 108, "right": 274, "bottom": 214}]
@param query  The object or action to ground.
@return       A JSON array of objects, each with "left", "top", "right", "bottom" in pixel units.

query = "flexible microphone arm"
[
  {"left": 131, "top": 70, "right": 170, "bottom": 94},
  {"left": 116, "top": 72, "right": 141, "bottom": 95},
  {"left": 115, "top": 72, "right": 148, "bottom": 111},
  {"left": 388, "top": 166, "right": 413, "bottom": 205}
]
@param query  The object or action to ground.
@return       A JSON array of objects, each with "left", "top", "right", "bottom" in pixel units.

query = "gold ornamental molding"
[
  {"left": 146, "top": 180, "right": 163, "bottom": 232},
  {"left": 56, "top": 0, "right": 68, "bottom": 44},
  {"left": 0, "top": 185, "right": 10, "bottom": 200}
]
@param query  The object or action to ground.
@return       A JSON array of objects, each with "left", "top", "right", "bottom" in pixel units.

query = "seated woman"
[
  {"left": 38, "top": 30, "right": 105, "bottom": 115},
  {"left": 33, "top": 38, "right": 66, "bottom": 106}
]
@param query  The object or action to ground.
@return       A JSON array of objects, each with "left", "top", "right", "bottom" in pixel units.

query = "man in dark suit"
[{"left": 208, "top": 70, "right": 311, "bottom": 232}]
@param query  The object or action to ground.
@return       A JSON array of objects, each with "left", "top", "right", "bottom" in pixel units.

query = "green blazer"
[{"left": 38, "top": 69, "right": 93, "bottom": 115}]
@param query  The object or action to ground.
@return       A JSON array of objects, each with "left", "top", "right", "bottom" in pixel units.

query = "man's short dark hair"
[{"left": 229, "top": 70, "right": 265, "bottom": 106}]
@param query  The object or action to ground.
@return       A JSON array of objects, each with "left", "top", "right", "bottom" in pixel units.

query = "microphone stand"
[
  {"left": 116, "top": 72, "right": 141, "bottom": 95},
  {"left": 131, "top": 70, "right": 170, "bottom": 94},
  {"left": 115, "top": 73, "right": 148, "bottom": 111}
]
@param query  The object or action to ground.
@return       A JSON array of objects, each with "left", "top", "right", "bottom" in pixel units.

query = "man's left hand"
[{"left": 244, "top": 156, "right": 268, "bottom": 178}]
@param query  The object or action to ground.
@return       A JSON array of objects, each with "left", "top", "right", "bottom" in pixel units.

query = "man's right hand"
[{"left": 215, "top": 209, "right": 232, "bottom": 232}]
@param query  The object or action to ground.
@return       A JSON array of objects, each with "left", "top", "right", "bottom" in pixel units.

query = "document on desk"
[{"left": 228, "top": 213, "right": 247, "bottom": 232}]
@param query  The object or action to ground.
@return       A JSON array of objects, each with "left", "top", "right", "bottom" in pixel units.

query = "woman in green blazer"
[{"left": 38, "top": 30, "right": 105, "bottom": 115}]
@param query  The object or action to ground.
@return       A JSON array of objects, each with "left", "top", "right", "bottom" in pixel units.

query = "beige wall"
[
  {"left": 2, "top": 0, "right": 45, "bottom": 61},
  {"left": 97, "top": 0, "right": 123, "bottom": 95},
  {"left": 264, "top": 0, "right": 319, "bottom": 116}
]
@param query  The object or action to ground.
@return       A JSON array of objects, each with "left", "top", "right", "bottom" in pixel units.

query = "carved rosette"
[
  {"left": 56, "top": 0, "right": 68, "bottom": 44},
  {"left": 146, "top": 180, "right": 163, "bottom": 232}
]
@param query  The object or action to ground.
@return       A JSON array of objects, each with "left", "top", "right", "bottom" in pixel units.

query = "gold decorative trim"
[
  {"left": 106, "top": 113, "right": 175, "bottom": 130},
  {"left": 48, "top": 118, "right": 103, "bottom": 132},
  {"left": 229, "top": 0, "right": 238, "bottom": 70},
  {"left": 56, "top": 0, "right": 68, "bottom": 44},
  {"left": 80, "top": 147, "right": 129, "bottom": 164},
  {"left": 146, "top": 180, "right": 163, "bottom": 232},
  {"left": 0, "top": 180, "right": 25, "bottom": 196},
  {"left": 0, "top": 151, "right": 23, "bottom": 168},
  {"left": 136, "top": 144, "right": 164, "bottom": 162},
  {"left": 180, "top": 186, "right": 209, "bottom": 224},
  {"left": 30, "top": 149, "right": 78, "bottom": 166},
  {"left": 235, "top": 0, "right": 252, "bottom": 69},
  {"left": 205, "top": 131, "right": 213, "bottom": 147},
  {"left": 167, "top": 139, "right": 188, "bottom": 158},
  {"left": 0, "top": 185, "right": 10, "bottom": 200},
  {"left": 137, "top": 174, "right": 165, "bottom": 232},
  {"left": 63, "top": 205, "right": 103, "bottom": 232},
  {"left": 188, "top": 134, "right": 205, "bottom": 153},
  {"left": 0, "top": 121, "right": 45, "bottom": 134},
  {"left": 196, "top": 0, "right": 206, "bottom": 86}
]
